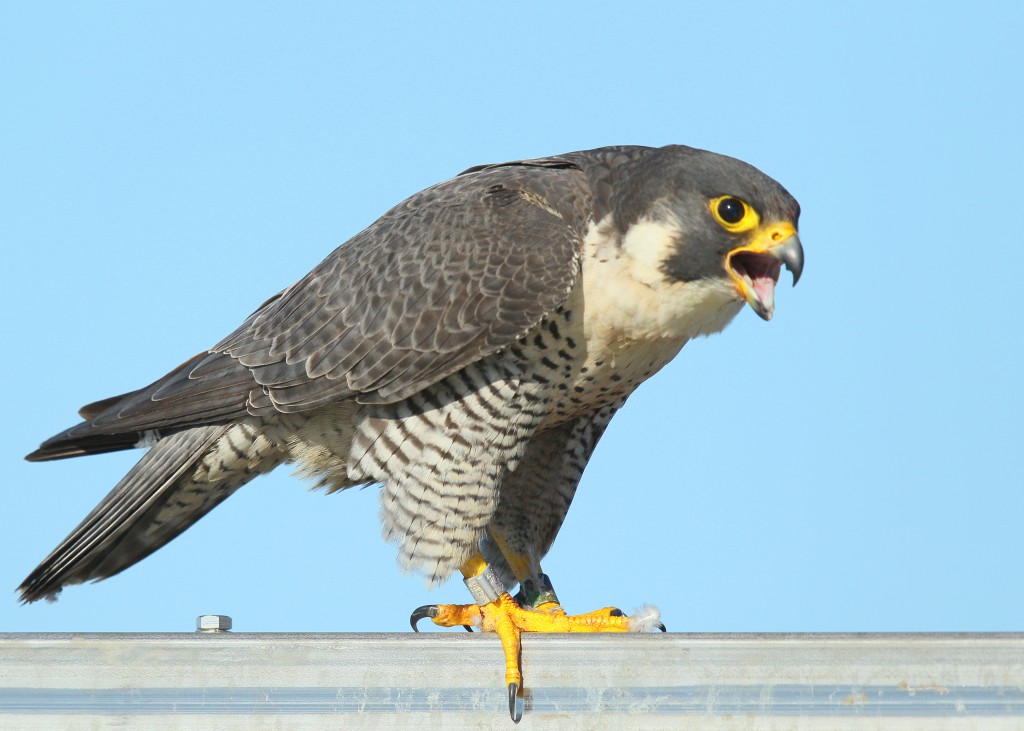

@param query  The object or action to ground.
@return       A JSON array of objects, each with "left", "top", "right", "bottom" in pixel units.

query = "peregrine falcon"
[{"left": 22, "top": 144, "right": 803, "bottom": 722}]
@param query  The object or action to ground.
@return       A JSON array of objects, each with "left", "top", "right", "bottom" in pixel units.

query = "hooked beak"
[{"left": 725, "top": 223, "right": 804, "bottom": 321}]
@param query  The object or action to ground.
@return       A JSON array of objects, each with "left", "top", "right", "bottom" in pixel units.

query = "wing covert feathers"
[{"left": 217, "top": 163, "right": 588, "bottom": 409}]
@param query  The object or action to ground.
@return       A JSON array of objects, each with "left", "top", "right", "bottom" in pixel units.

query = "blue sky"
[{"left": 2, "top": 2, "right": 1021, "bottom": 634}]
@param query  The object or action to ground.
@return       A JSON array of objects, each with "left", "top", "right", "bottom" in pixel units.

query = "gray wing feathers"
[{"left": 215, "top": 164, "right": 588, "bottom": 409}]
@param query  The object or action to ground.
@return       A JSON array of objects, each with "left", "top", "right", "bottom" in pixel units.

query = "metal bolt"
[{"left": 196, "top": 614, "right": 233, "bottom": 632}]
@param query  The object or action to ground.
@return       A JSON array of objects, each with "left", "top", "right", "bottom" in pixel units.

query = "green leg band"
[{"left": 515, "top": 573, "right": 559, "bottom": 609}]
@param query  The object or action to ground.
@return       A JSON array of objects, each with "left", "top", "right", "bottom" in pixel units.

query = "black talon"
[
  {"left": 656, "top": 622, "right": 667, "bottom": 632},
  {"left": 508, "top": 682, "right": 522, "bottom": 723},
  {"left": 462, "top": 624, "right": 474, "bottom": 632},
  {"left": 410, "top": 605, "right": 439, "bottom": 632}
]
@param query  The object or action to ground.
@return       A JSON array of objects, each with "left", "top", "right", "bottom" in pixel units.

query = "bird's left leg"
[
  {"left": 411, "top": 547, "right": 661, "bottom": 721},
  {"left": 490, "top": 531, "right": 665, "bottom": 633}
]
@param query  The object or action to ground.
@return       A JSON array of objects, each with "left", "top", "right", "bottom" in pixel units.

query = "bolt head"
[{"left": 196, "top": 614, "right": 233, "bottom": 632}]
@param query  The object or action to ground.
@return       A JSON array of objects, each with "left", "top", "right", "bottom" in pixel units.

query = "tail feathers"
[{"left": 19, "top": 423, "right": 273, "bottom": 603}]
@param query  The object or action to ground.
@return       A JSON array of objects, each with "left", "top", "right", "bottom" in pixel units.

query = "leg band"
[
  {"left": 515, "top": 573, "right": 560, "bottom": 609},
  {"left": 464, "top": 566, "right": 505, "bottom": 606}
]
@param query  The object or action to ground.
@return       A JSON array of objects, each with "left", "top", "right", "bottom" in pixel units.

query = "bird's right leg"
[{"left": 410, "top": 552, "right": 524, "bottom": 720}]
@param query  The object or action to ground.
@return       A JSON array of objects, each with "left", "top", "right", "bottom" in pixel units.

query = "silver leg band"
[{"left": 463, "top": 566, "right": 505, "bottom": 606}]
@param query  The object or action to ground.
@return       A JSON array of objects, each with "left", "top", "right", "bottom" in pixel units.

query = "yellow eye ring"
[{"left": 710, "top": 195, "right": 759, "bottom": 233}]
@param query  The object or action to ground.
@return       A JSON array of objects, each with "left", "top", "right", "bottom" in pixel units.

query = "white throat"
[{"left": 578, "top": 215, "right": 744, "bottom": 350}]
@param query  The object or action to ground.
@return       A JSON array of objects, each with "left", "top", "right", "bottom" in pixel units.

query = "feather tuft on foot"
[{"left": 627, "top": 604, "right": 663, "bottom": 632}]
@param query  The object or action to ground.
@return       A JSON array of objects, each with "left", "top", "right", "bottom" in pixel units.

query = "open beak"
[{"left": 725, "top": 223, "right": 804, "bottom": 321}]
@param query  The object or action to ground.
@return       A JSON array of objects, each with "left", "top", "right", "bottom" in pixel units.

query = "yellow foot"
[{"left": 411, "top": 593, "right": 665, "bottom": 722}]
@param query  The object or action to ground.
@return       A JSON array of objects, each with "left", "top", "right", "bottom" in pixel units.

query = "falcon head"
[{"left": 614, "top": 145, "right": 804, "bottom": 321}]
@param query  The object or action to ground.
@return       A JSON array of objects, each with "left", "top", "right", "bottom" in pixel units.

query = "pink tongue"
[{"left": 751, "top": 274, "right": 777, "bottom": 313}]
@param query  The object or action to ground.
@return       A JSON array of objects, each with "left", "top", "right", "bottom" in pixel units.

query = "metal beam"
[{"left": 2, "top": 632, "right": 1022, "bottom": 729}]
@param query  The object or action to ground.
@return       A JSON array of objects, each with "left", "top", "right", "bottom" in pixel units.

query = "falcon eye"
[
  {"left": 710, "top": 195, "right": 759, "bottom": 233},
  {"left": 717, "top": 197, "right": 745, "bottom": 224}
]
